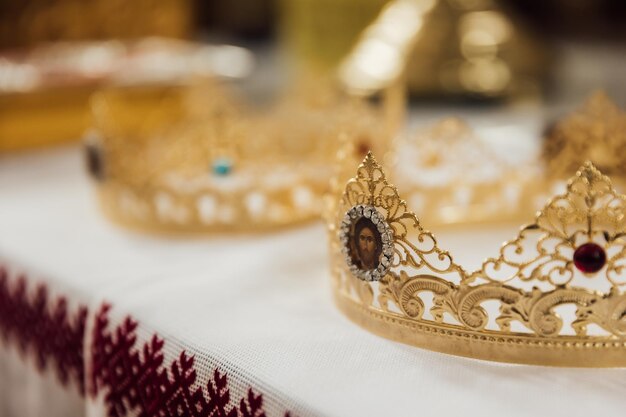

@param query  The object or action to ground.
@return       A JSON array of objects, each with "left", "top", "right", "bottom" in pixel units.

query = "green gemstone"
[{"left": 212, "top": 158, "right": 233, "bottom": 176}]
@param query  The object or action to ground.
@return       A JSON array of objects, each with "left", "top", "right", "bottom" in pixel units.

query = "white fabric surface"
[
  {"left": 0, "top": 346, "right": 83, "bottom": 417},
  {"left": 1, "top": 146, "right": 626, "bottom": 417}
]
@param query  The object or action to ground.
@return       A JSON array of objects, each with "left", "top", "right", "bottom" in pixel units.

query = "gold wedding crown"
[
  {"left": 543, "top": 91, "right": 626, "bottom": 180},
  {"left": 86, "top": 82, "right": 384, "bottom": 233},
  {"left": 335, "top": 117, "right": 541, "bottom": 227},
  {"left": 328, "top": 152, "right": 626, "bottom": 367},
  {"left": 394, "top": 117, "right": 540, "bottom": 225}
]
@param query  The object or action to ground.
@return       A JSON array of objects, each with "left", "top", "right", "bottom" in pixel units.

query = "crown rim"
[
  {"left": 337, "top": 293, "right": 626, "bottom": 367},
  {"left": 329, "top": 152, "right": 626, "bottom": 367}
]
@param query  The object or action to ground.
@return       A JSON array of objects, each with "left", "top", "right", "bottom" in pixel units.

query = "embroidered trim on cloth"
[
  {"left": 0, "top": 267, "right": 295, "bottom": 417},
  {"left": 0, "top": 266, "right": 290, "bottom": 417},
  {"left": 91, "top": 304, "right": 293, "bottom": 417},
  {"left": 0, "top": 267, "right": 87, "bottom": 394}
]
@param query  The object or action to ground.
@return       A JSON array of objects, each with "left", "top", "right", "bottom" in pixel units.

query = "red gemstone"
[{"left": 573, "top": 243, "right": 606, "bottom": 273}]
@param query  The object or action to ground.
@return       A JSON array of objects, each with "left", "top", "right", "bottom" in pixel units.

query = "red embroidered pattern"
[
  {"left": 0, "top": 267, "right": 87, "bottom": 394},
  {"left": 0, "top": 267, "right": 295, "bottom": 417},
  {"left": 91, "top": 304, "right": 293, "bottom": 417}
]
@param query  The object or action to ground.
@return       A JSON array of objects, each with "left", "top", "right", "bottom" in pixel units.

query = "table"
[{"left": 1, "top": 146, "right": 625, "bottom": 417}]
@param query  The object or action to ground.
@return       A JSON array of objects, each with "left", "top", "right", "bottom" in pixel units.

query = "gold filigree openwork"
[
  {"left": 473, "top": 162, "right": 626, "bottom": 288},
  {"left": 87, "top": 83, "right": 384, "bottom": 233},
  {"left": 392, "top": 118, "right": 540, "bottom": 225},
  {"left": 544, "top": 91, "right": 626, "bottom": 180},
  {"left": 329, "top": 153, "right": 626, "bottom": 367}
]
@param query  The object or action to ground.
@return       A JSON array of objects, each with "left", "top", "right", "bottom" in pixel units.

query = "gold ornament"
[
  {"left": 328, "top": 152, "right": 626, "bottom": 367},
  {"left": 395, "top": 117, "right": 541, "bottom": 225},
  {"left": 87, "top": 82, "right": 385, "bottom": 233},
  {"left": 334, "top": 117, "right": 542, "bottom": 227},
  {"left": 544, "top": 91, "right": 626, "bottom": 179},
  {"left": 338, "top": 0, "right": 546, "bottom": 99}
]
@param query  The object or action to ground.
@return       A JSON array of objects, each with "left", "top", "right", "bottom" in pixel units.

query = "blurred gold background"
[{"left": 1, "top": 0, "right": 625, "bottom": 152}]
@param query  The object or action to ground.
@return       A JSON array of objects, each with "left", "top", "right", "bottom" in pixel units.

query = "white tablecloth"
[{"left": 1, "top": 146, "right": 625, "bottom": 417}]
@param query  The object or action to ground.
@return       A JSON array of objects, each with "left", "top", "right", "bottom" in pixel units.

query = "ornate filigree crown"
[
  {"left": 328, "top": 152, "right": 626, "bottom": 367},
  {"left": 86, "top": 82, "right": 383, "bottom": 233},
  {"left": 544, "top": 91, "right": 626, "bottom": 180},
  {"left": 335, "top": 117, "right": 541, "bottom": 227},
  {"left": 394, "top": 118, "right": 540, "bottom": 225}
]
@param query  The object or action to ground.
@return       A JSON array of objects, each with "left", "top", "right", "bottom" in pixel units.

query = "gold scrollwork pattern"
[
  {"left": 333, "top": 154, "right": 626, "bottom": 348},
  {"left": 472, "top": 161, "right": 626, "bottom": 288},
  {"left": 341, "top": 153, "right": 465, "bottom": 277}
]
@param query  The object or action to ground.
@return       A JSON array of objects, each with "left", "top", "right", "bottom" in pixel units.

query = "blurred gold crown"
[
  {"left": 86, "top": 82, "right": 384, "bottom": 233},
  {"left": 328, "top": 153, "right": 626, "bottom": 367},
  {"left": 544, "top": 91, "right": 626, "bottom": 179},
  {"left": 334, "top": 117, "right": 541, "bottom": 227}
]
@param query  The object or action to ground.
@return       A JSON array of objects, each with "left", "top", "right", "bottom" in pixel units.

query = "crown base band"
[
  {"left": 96, "top": 184, "right": 321, "bottom": 234},
  {"left": 336, "top": 293, "right": 626, "bottom": 368}
]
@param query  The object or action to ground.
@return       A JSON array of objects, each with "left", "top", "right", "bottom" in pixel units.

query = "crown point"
[
  {"left": 582, "top": 160, "right": 596, "bottom": 170},
  {"left": 577, "top": 160, "right": 602, "bottom": 179},
  {"left": 585, "top": 90, "right": 618, "bottom": 112},
  {"left": 359, "top": 150, "right": 374, "bottom": 165}
]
